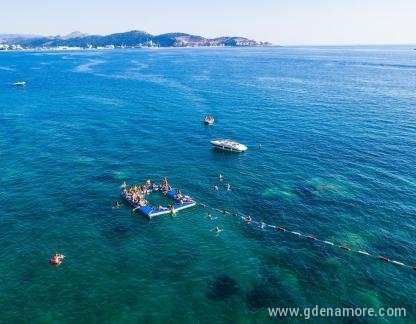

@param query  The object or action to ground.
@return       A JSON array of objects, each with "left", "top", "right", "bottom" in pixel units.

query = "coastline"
[{"left": 0, "top": 45, "right": 278, "bottom": 53}]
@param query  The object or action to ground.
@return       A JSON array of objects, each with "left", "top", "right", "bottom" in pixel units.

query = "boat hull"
[
  {"left": 211, "top": 145, "right": 246, "bottom": 152},
  {"left": 210, "top": 140, "right": 247, "bottom": 152}
]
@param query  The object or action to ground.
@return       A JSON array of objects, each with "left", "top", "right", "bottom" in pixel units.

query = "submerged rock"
[
  {"left": 207, "top": 275, "right": 239, "bottom": 301},
  {"left": 246, "top": 284, "right": 279, "bottom": 310},
  {"left": 101, "top": 223, "right": 132, "bottom": 243},
  {"left": 294, "top": 184, "right": 317, "bottom": 203}
]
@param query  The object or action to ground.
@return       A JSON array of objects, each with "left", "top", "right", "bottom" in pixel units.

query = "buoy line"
[
  {"left": 119, "top": 179, "right": 415, "bottom": 272},
  {"left": 197, "top": 202, "right": 416, "bottom": 272}
]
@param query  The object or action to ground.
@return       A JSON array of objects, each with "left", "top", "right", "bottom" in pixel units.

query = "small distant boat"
[
  {"left": 204, "top": 115, "right": 215, "bottom": 125},
  {"left": 210, "top": 139, "right": 248, "bottom": 152},
  {"left": 13, "top": 81, "right": 26, "bottom": 86}
]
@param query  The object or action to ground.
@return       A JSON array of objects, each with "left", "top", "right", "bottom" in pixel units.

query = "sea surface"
[{"left": 0, "top": 46, "right": 415, "bottom": 323}]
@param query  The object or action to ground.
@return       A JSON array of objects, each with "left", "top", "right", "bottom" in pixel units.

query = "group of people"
[
  {"left": 213, "top": 174, "right": 231, "bottom": 191},
  {"left": 120, "top": 177, "right": 195, "bottom": 211},
  {"left": 208, "top": 213, "right": 265, "bottom": 236},
  {"left": 122, "top": 183, "right": 149, "bottom": 206},
  {"left": 173, "top": 189, "right": 194, "bottom": 205},
  {"left": 207, "top": 212, "right": 222, "bottom": 235}
]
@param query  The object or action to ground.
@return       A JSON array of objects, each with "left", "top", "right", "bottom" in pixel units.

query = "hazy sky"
[{"left": 2, "top": 0, "right": 415, "bottom": 45}]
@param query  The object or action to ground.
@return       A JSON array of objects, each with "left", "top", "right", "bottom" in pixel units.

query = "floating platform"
[{"left": 121, "top": 185, "right": 196, "bottom": 219}]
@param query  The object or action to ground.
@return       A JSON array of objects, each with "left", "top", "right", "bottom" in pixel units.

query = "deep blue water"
[{"left": 0, "top": 46, "right": 415, "bottom": 322}]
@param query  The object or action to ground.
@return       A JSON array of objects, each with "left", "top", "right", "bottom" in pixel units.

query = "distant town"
[
  {"left": 0, "top": 30, "right": 272, "bottom": 51},
  {"left": 0, "top": 44, "right": 124, "bottom": 51}
]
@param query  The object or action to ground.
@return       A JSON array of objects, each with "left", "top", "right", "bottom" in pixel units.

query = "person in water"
[
  {"left": 226, "top": 183, "right": 231, "bottom": 191},
  {"left": 245, "top": 215, "right": 252, "bottom": 222},
  {"left": 175, "top": 189, "right": 183, "bottom": 199},
  {"left": 50, "top": 253, "right": 65, "bottom": 265},
  {"left": 260, "top": 220, "right": 266, "bottom": 229},
  {"left": 213, "top": 226, "right": 222, "bottom": 235},
  {"left": 214, "top": 185, "right": 219, "bottom": 191},
  {"left": 207, "top": 212, "right": 217, "bottom": 220},
  {"left": 219, "top": 174, "right": 223, "bottom": 181},
  {"left": 114, "top": 201, "right": 121, "bottom": 208},
  {"left": 161, "top": 177, "right": 170, "bottom": 190}
]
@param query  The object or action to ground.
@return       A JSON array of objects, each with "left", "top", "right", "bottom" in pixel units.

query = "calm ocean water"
[{"left": 0, "top": 46, "right": 415, "bottom": 322}]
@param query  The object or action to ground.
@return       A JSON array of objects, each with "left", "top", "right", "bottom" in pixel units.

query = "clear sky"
[{"left": 2, "top": 0, "right": 416, "bottom": 45}]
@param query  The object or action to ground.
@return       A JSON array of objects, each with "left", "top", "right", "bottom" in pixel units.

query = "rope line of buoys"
[{"left": 197, "top": 202, "right": 416, "bottom": 272}]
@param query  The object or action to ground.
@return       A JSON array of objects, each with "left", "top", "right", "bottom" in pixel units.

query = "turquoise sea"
[{"left": 0, "top": 46, "right": 415, "bottom": 323}]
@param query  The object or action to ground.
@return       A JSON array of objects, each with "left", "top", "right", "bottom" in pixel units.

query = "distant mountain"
[
  {"left": 59, "top": 31, "right": 88, "bottom": 40},
  {"left": 0, "top": 30, "right": 271, "bottom": 48}
]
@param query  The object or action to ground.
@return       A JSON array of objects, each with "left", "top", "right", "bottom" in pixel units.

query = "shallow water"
[{"left": 0, "top": 46, "right": 415, "bottom": 322}]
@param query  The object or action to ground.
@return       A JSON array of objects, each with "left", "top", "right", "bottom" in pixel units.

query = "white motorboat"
[
  {"left": 210, "top": 139, "right": 248, "bottom": 152},
  {"left": 204, "top": 115, "right": 215, "bottom": 125},
  {"left": 13, "top": 81, "right": 26, "bottom": 86}
]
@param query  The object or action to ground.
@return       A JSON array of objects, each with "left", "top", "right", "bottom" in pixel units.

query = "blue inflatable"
[{"left": 121, "top": 185, "right": 196, "bottom": 218}]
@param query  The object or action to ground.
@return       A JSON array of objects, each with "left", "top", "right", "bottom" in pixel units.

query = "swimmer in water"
[
  {"left": 121, "top": 181, "right": 127, "bottom": 189},
  {"left": 226, "top": 183, "right": 231, "bottom": 191},
  {"left": 214, "top": 185, "right": 219, "bottom": 190},
  {"left": 50, "top": 253, "right": 65, "bottom": 265},
  {"left": 207, "top": 212, "right": 217, "bottom": 220},
  {"left": 219, "top": 174, "right": 223, "bottom": 181},
  {"left": 260, "top": 220, "right": 266, "bottom": 229},
  {"left": 113, "top": 201, "right": 121, "bottom": 208},
  {"left": 245, "top": 215, "right": 252, "bottom": 222},
  {"left": 212, "top": 226, "right": 222, "bottom": 235}
]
